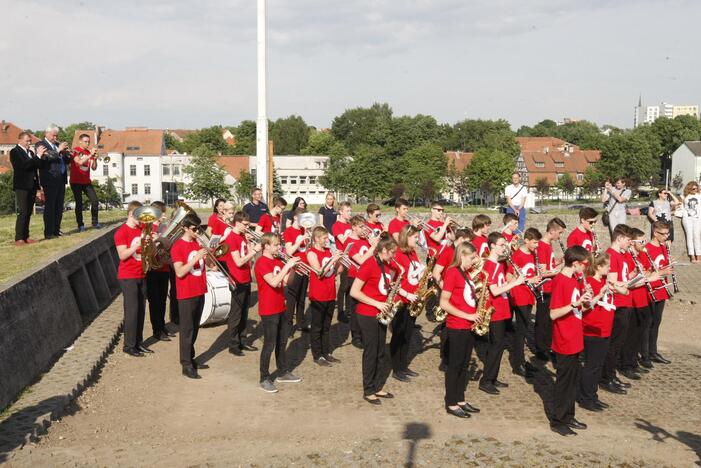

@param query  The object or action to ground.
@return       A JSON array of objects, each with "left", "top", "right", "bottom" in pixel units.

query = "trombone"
[{"left": 195, "top": 227, "right": 237, "bottom": 288}]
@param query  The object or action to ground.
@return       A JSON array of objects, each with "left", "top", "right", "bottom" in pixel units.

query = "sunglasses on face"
[
  {"left": 433, "top": 208, "right": 444, "bottom": 212},
  {"left": 655, "top": 231, "right": 670, "bottom": 236}
]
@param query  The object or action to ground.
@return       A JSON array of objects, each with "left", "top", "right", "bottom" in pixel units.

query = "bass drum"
[{"left": 200, "top": 271, "right": 232, "bottom": 325}]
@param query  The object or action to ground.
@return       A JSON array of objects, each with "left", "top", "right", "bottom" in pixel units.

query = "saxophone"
[
  {"left": 408, "top": 255, "right": 438, "bottom": 318},
  {"left": 472, "top": 270, "right": 494, "bottom": 336},
  {"left": 377, "top": 264, "right": 404, "bottom": 326},
  {"left": 434, "top": 259, "right": 485, "bottom": 324}
]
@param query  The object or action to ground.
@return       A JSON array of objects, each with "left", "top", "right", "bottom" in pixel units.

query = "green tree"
[
  {"left": 183, "top": 145, "right": 231, "bottom": 204},
  {"left": 331, "top": 103, "right": 393, "bottom": 153},
  {"left": 445, "top": 160, "right": 469, "bottom": 206},
  {"left": 100, "top": 178, "right": 123, "bottom": 207},
  {"left": 234, "top": 169, "right": 256, "bottom": 205},
  {"left": 582, "top": 166, "right": 605, "bottom": 196},
  {"left": 318, "top": 153, "right": 351, "bottom": 194},
  {"left": 301, "top": 131, "right": 348, "bottom": 156},
  {"left": 465, "top": 149, "right": 515, "bottom": 205},
  {"left": 182, "top": 126, "right": 228, "bottom": 154},
  {"left": 270, "top": 115, "right": 310, "bottom": 154},
  {"left": 0, "top": 171, "right": 15, "bottom": 214},
  {"left": 597, "top": 132, "right": 658, "bottom": 185},
  {"left": 385, "top": 114, "right": 442, "bottom": 157},
  {"left": 445, "top": 119, "right": 514, "bottom": 152},
  {"left": 232, "top": 120, "right": 257, "bottom": 155},
  {"left": 272, "top": 168, "right": 283, "bottom": 197},
  {"left": 556, "top": 173, "right": 576, "bottom": 200},
  {"left": 534, "top": 177, "right": 550, "bottom": 201},
  {"left": 164, "top": 132, "right": 185, "bottom": 153},
  {"left": 400, "top": 142, "right": 448, "bottom": 204},
  {"left": 344, "top": 145, "right": 392, "bottom": 201}
]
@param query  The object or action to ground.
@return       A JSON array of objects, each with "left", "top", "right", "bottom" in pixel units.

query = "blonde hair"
[
  {"left": 683, "top": 181, "right": 699, "bottom": 197},
  {"left": 449, "top": 241, "right": 476, "bottom": 269}
]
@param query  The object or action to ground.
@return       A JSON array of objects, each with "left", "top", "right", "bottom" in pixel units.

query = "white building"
[
  {"left": 635, "top": 99, "right": 699, "bottom": 127},
  {"left": 274, "top": 155, "right": 329, "bottom": 204},
  {"left": 644, "top": 106, "right": 660, "bottom": 125},
  {"left": 670, "top": 141, "right": 701, "bottom": 188}
]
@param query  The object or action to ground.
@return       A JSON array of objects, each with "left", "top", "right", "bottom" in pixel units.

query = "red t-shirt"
[
  {"left": 114, "top": 223, "right": 144, "bottom": 279},
  {"left": 208, "top": 213, "right": 227, "bottom": 236},
  {"left": 442, "top": 266, "right": 476, "bottom": 330},
  {"left": 472, "top": 235, "right": 489, "bottom": 258},
  {"left": 424, "top": 219, "right": 445, "bottom": 255},
  {"left": 394, "top": 249, "right": 423, "bottom": 304},
  {"left": 645, "top": 242, "right": 671, "bottom": 301},
  {"left": 388, "top": 217, "right": 409, "bottom": 237},
  {"left": 171, "top": 238, "right": 208, "bottom": 300},
  {"left": 502, "top": 232, "right": 515, "bottom": 243},
  {"left": 567, "top": 228, "right": 594, "bottom": 253},
  {"left": 483, "top": 259, "right": 510, "bottom": 322},
  {"left": 583, "top": 276, "right": 615, "bottom": 338},
  {"left": 436, "top": 245, "right": 455, "bottom": 269},
  {"left": 537, "top": 241, "right": 557, "bottom": 294},
  {"left": 283, "top": 226, "right": 308, "bottom": 264},
  {"left": 355, "top": 258, "right": 397, "bottom": 317},
  {"left": 550, "top": 273, "right": 584, "bottom": 355},
  {"left": 254, "top": 255, "right": 286, "bottom": 315},
  {"left": 366, "top": 221, "right": 384, "bottom": 238},
  {"left": 347, "top": 238, "right": 371, "bottom": 279},
  {"left": 69, "top": 147, "right": 91, "bottom": 185},
  {"left": 507, "top": 248, "right": 537, "bottom": 306},
  {"left": 332, "top": 221, "right": 352, "bottom": 251},
  {"left": 308, "top": 247, "right": 336, "bottom": 302},
  {"left": 607, "top": 247, "right": 633, "bottom": 308},
  {"left": 630, "top": 250, "right": 651, "bottom": 308},
  {"left": 223, "top": 232, "right": 252, "bottom": 284},
  {"left": 258, "top": 214, "right": 274, "bottom": 233}
]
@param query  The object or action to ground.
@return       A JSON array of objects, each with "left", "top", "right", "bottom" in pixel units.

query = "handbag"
[{"left": 602, "top": 190, "right": 621, "bottom": 227}]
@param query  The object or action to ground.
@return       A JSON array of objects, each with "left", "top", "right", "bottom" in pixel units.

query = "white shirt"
[
  {"left": 683, "top": 194, "right": 700, "bottom": 219},
  {"left": 505, "top": 184, "right": 526, "bottom": 207}
]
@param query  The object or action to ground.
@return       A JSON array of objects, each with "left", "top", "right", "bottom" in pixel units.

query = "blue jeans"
[{"left": 506, "top": 206, "right": 526, "bottom": 234}]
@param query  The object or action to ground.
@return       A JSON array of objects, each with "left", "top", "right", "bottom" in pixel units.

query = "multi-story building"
[
  {"left": 635, "top": 99, "right": 699, "bottom": 127},
  {"left": 672, "top": 105, "right": 699, "bottom": 119}
]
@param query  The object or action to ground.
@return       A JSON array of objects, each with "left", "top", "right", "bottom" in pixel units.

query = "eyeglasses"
[
  {"left": 654, "top": 231, "right": 670, "bottom": 236},
  {"left": 631, "top": 239, "right": 646, "bottom": 244}
]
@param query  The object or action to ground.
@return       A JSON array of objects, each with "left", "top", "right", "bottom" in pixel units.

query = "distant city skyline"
[{"left": 2, "top": 0, "right": 700, "bottom": 131}]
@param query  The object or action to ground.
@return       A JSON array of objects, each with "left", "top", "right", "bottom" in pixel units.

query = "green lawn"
[{"left": 0, "top": 209, "right": 126, "bottom": 285}]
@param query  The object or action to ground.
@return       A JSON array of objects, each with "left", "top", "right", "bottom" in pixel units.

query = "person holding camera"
[
  {"left": 647, "top": 189, "right": 680, "bottom": 242},
  {"left": 602, "top": 178, "right": 631, "bottom": 237}
]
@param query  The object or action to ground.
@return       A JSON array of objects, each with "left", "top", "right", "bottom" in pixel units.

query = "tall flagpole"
[{"left": 256, "top": 0, "right": 269, "bottom": 200}]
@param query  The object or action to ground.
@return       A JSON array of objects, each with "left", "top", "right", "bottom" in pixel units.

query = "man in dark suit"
[
  {"left": 36, "top": 125, "right": 71, "bottom": 239},
  {"left": 10, "top": 132, "right": 44, "bottom": 246}
]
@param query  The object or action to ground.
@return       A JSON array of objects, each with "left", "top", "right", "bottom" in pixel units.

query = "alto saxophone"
[
  {"left": 377, "top": 264, "right": 404, "bottom": 326},
  {"left": 408, "top": 255, "right": 438, "bottom": 318},
  {"left": 472, "top": 270, "right": 494, "bottom": 336}
]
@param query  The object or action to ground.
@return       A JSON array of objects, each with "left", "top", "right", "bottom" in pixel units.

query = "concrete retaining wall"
[{"left": 0, "top": 226, "right": 121, "bottom": 411}]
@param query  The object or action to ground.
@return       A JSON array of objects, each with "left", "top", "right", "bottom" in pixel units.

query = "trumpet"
[
  {"left": 195, "top": 227, "right": 237, "bottom": 288},
  {"left": 88, "top": 147, "right": 110, "bottom": 163},
  {"left": 339, "top": 242, "right": 361, "bottom": 269},
  {"left": 276, "top": 251, "right": 320, "bottom": 277},
  {"left": 359, "top": 224, "right": 374, "bottom": 238}
]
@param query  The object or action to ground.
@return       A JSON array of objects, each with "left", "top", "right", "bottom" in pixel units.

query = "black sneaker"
[
  {"left": 314, "top": 357, "right": 332, "bottom": 367},
  {"left": 182, "top": 366, "right": 201, "bottom": 379},
  {"left": 324, "top": 354, "right": 341, "bottom": 363},
  {"left": 550, "top": 423, "right": 576, "bottom": 436},
  {"left": 229, "top": 347, "right": 244, "bottom": 356},
  {"left": 392, "top": 371, "right": 410, "bottom": 382},
  {"left": 479, "top": 383, "right": 500, "bottom": 395}
]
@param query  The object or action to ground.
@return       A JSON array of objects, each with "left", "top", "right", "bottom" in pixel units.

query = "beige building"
[{"left": 672, "top": 105, "right": 699, "bottom": 119}]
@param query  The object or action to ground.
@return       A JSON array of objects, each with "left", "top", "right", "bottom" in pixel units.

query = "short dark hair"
[
  {"left": 150, "top": 201, "right": 166, "bottom": 211},
  {"left": 454, "top": 228, "right": 474, "bottom": 242},
  {"left": 612, "top": 224, "right": 631, "bottom": 241},
  {"left": 272, "top": 196, "right": 287, "bottom": 208},
  {"left": 523, "top": 227, "right": 542, "bottom": 241},
  {"left": 652, "top": 220, "right": 670, "bottom": 232},
  {"left": 546, "top": 217, "right": 566, "bottom": 231},
  {"left": 579, "top": 207, "right": 598, "bottom": 220},
  {"left": 564, "top": 245, "right": 590, "bottom": 266},
  {"left": 17, "top": 131, "right": 30, "bottom": 140},
  {"left": 78, "top": 133, "right": 90, "bottom": 141},
  {"left": 127, "top": 200, "right": 143, "bottom": 214},
  {"left": 502, "top": 213, "right": 518, "bottom": 224},
  {"left": 366, "top": 203, "right": 380, "bottom": 214},
  {"left": 472, "top": 214, "right": 492, "bottom": 231},
  {"left": 395, "top": 198, "right": 409, "bottom": 209},
  {"left": 182, "top": 213, "right": 202, "bottom": 229},
  {"left": 339, "top": 200, "right": 352, "bottom": 210},
  {"left": 233, "top": 211, "right": 249, "bottom": 224},
  {"left": 629, "top": 227, "right": 645, "bottom": 239},
  {"left": 350, "top": 215, "right": 366, "bottom": 227},
  {"left": 488, "top": 231, "right": 505, "bottom": 248}
]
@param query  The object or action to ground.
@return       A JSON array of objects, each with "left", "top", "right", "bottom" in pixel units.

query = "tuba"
[
  {"left": 151, "top": 200, "right": 194, "bottom": 268},
  {"left": 134, "top": 205, "right": 162, "bottom": 272},
  {"left": 298, "top": 212, "right": 316, "bottom": 249},
  {"left": 472, "top": 270, "right": 494, "bottom": 336}
]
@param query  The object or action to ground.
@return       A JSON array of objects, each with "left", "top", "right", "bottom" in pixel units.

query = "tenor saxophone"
[
  {"left": 408, "top": 255, "right": 438, "bottom": 318},
  {"left": 377, "top": 264, "right": 404, "bottom": 326}
]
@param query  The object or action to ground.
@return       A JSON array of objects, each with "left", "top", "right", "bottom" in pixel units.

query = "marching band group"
[{"left": 114, "top": 191, "right": 680, "bottom": 436}]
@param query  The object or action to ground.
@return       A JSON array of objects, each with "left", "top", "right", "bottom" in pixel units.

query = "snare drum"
[{"left": 200, "top": 271, "right": 232, "bottom": 325}]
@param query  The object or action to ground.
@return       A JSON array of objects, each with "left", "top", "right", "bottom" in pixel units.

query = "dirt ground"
[{"left": 4, "top": 296, "right": 701, "bottom": 466}]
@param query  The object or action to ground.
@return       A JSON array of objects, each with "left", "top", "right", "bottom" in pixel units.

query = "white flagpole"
[{"left": 256, "top": 0, "right": 269, "bottom": 200}]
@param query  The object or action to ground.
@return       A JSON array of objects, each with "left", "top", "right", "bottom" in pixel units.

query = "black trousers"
[
  {"left": 602, "top": 307, "right": 632, "bottom": 382},
  {"left": 579, "top": 336, "right": 609, "bottom": 405},
  {"left": 621, "top": 306, "right": 651, "bottom": 369},
  {"left": 389, "top": 303, "right": 416, "bottom": 373},
  {"left": 336, "top": 269, "right": 351, "bottom": 319},
  {"left": 481, "top": 319, "right": 507, "bottom": 385},
  {"left": 228, "top": 283, "right": 251, "bottom": 349},
  {"left": 445, "top": 328, "right": 475, "bottom": 407},
  {"left": 178, "top": 295, "right": 204, "bottom": 367},
  {"left": 310, "top": 300, "right": 335, "bottom": 359},
  {"left": 535, "top": 294, "right": 552, "bottom": 355},
  {"left": 70, "top": 183, "right": 99, "bottom": 227},
  {"left": 14, "top": 188, "right": 36, "bottom": 241},
  {"left": 285, "top": 272, "right": 309, "bottom": 327},
  {"left": 119, "top": 278, "right": 146, "bottom": 350},
  {"left": 146, "top": 271, "right": 169, "bottom": 336},
  {"left": 260, "top": 313, "right": 291, "bottom": 381},
  {"left": 551, "top": 352, "right": 581, "bottom": 425},
  {"left": 510, "top": 304, "right": 532, "bottom": 369},
  {"left": 357, "top": 314, "right": 388, "bottom": 396},
  {"left": 348, "top": 295, "right": 361, "bottom": 342},
  {"left": 169, "top": 270, "right": 179, "bottom": 324},
  {"left": 647, "top": 300, "right": 666, "bottom": 358},
  {"left": 43, "top": 180, "right": 65, "bottom": 237}
]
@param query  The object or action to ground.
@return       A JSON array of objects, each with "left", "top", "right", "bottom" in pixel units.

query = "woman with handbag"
[
  {"left": 602, "top": 179, "right": 631, "bottom": 237},
  {"left": 680, "top": 181, "right": 701, "bottom": 263}
]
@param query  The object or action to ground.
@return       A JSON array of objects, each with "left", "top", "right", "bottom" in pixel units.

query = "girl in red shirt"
[
  {"left": 283, "top": 208, "right": 312, "bottom": 332},
  {"left": 347, "top": 215, "right": 379, "bottom": 348},
  {"left": 171, "top": 214, "right": 209, "bottom": 379},
  {"left": 224, "top": 211, "right": 261, "bottom": 356},
  {"left": 439, "top": 241, "right": 482, "bottom": 418},
  {"left": 548, "top": 245, "right": 592, "bottom": 436},
  {"left": 114, "top": 201, "right": 148, "bottom": 357},
  {"left": 206, "top": 198, "right": 228, "bottom": 237},
  {"left": 254, "top": 233, "right": 300, "bottom": 393},
  {"left": 390, "top": 225, "right": 423, "bottom": 382},
  {"left": 307, "top": 227, "right": 344, "bottom": 366},
  {"left": 350, "top": 233, "right": 400, "bottom": 405},
  {"left": 479, "top": 232, "right": 525, "bottom": 395}
]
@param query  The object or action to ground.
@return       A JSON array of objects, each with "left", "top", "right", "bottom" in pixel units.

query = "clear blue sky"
[{"left": 2, "top": 0, "right": 699, "bottom": 131}]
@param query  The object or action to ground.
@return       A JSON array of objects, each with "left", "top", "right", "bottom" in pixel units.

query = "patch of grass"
[{"left": 0, "top": 209, "right": 126, "bottom": 285}]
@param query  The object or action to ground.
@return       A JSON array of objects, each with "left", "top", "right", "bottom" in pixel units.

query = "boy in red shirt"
[
  {"left": 471, "top": 214, "right": 492, "bottom": 257},
  {"left": 257, "top": 196, "right": 287, "bottom": 234},
  {"left": 388, "top": 198, "right": 411, "bottom": 241},
  {"left": 365, "top": 203, "right": 385, "bottom": 237},
  {"left": 479, "top": 232, "right": 525, "bottom": 394},
  {"left": 70, "top": 133, "right": 101, "bottom": 231},
  {"left": 501, "top": 213, "right": 519, "bottom": 246},
  {"left": 224, "top": 211, "right": 262, "bottom": 356},
  {"left": 283, "top": 208, "right": 312, "bottom": 332},
  {"left": 307, "top": 226, "right": 344, "bottom": 366},
  {"left": 255, "top": 233, "right": 301, "bottom": 393},
  {"left": 115, "top": 201, "right": 149, "bottom": 357},
  {"left": 567, "top": 207, "right": 599, "bottom": 254},
  {"left": 171, "top": 214, "right": 209, "bottom": 379},
  {"left": 146, "top": 201, "right": 175, "bottom": 342},
  {"left": 534, "top": 217, "right": 567, "bottom": 361},
  {"left": 549, "top": 245, "right": 592, "bottom": 436},
  {"left": 333, "top": 201, "right": 353, "bottom": 323},
  {"left": 347, "top": 215, "right": 379, "bottom": 348},
  {"left": 506, "top": 227, "right": 543, "bottom": 378},
  {"left": 423, "top": 202, "right": 453, "bottom": 257}
]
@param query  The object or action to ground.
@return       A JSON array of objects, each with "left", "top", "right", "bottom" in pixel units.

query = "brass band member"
[
  {"left": 37, "top": 125, "right": 72, "bottom": 239},
  {"left": 333, "top": 201, "right": 353, "bottom": 323},
  {"left": 171, "top": 213, "right": 209, "bottom": 379},
  {"left": 347, "top": 215, "right": 379, "bottom": 348},
  {"left": 479, "top": 233, "right": 525, "bottom": 395},
  {"left": 643, "top": 221, "right": 674, "bottom": 365},
  {"left": 388, "top": 198, "right": 411, "bottom": 241},
  {"left": 440, "top": 241, "right": 482, "bottom": 418},
  {"left": 206, "top": 198, "right": 228, "bottom": 236},
  {"left": 501, "top": 213, "right": 519, "bottom": 244},
  {"left": 70, "top": 134, "right": 102, "bottom": 231},
  {"left": 471, "top": 215, "right": 492, "bottom": 257},
  {"left": 147, "top": 201, "right": 175, "bottom": 342},
  {"left": 257, "top": 196, "right": 287, "bottom": 234},
  {"left": 390, "top": 225, "right": 423, "bottom": 382},
  {"left": 567, "top": 207, "right": 599, "bottom": 253},
  {"left": 424, "top": 201, "right": 452, "bottom": 257},
  {"left": 350, "top": 234, "right": 399, "bottom": 405},
  {"left": 283, "top": 208, "right": 312, "bottom": 331},
  {"left": 365, "top": 203, "right": 385, "bottom": 236}
]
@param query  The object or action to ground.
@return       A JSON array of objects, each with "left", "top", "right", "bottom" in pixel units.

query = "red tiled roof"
[
  {"left": 217, "top": 155, "right": 251, "bottom": 179},
  {"left": 445, "top": 151, "right": 475, "bottom": 172},
  {"left": 517, "top": 137, "right": 600, "bottom": 186},
  {"left": 0, "top": 120, "right": 39, "bottom": 145},
  {"left": 72, "top": 128, "right": 165, "bottom": 155}
]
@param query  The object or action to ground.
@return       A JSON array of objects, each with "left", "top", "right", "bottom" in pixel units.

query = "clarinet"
[
  {"left": 664, "top": 241, "right": 680, "bottom": 293},
  {"left": 505, "top": 253, "right": 542, "bottom": 301},
  {"left": 591, "top": 229, "right": 601, "bottom": 257},
  {"left": 629, "top": 248, "right": 658, "bottom": 302},
  {"left": 558, "top": 240, "right": 566, "bottom": 256},
  {"left": 642, "top": 248, "right": 672, "bottom": 297}
]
